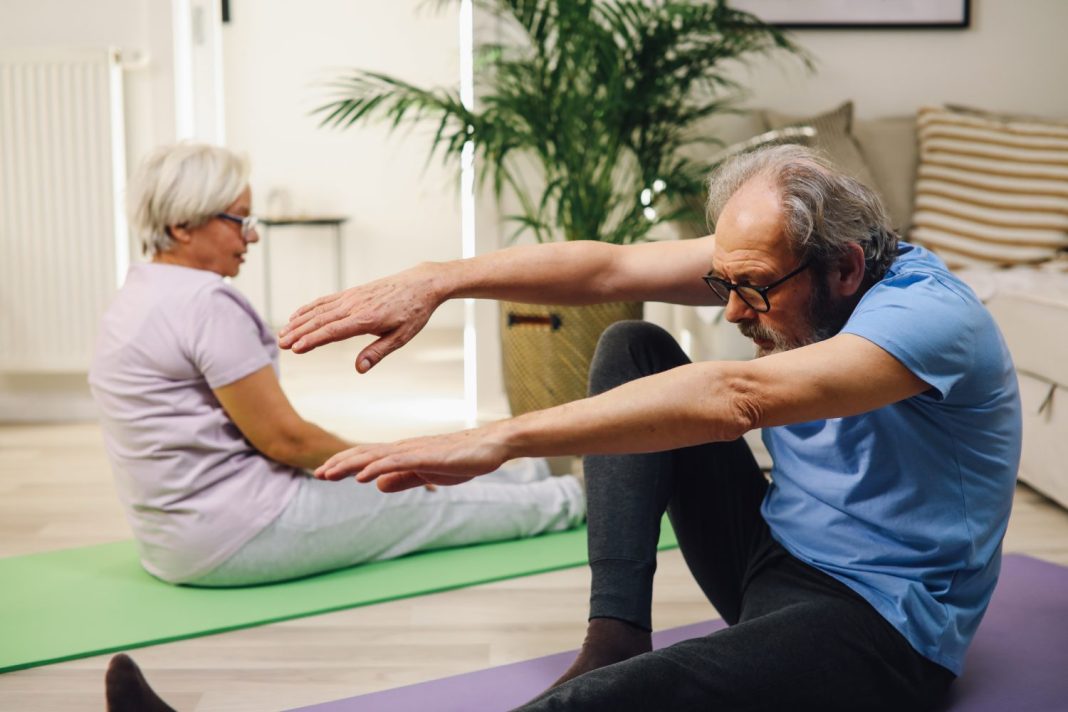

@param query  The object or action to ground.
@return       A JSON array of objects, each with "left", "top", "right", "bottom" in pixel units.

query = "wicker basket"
[{"left": 500, "top": 301, "right": 644, "bottom": 416}]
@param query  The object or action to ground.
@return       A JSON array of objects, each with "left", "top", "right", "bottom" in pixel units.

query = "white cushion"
[
  {"left": 956, "top": 268, "right": 1068, "bottom": 388},
  {"left": 988, "top": 289, "right": 1068, "bottom": 390},
  {"left": 1017, "top": 372, "right": 1068, "bottom": 508}
]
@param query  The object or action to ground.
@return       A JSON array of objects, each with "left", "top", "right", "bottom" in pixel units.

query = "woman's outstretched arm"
[{"left": 213, "top": 365, "right": 352, "bottom": 471}]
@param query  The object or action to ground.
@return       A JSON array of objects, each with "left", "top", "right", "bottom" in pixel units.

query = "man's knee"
[
  {"left": 588, "top": 321, "right": 686, "bottom": 396},
  {"left": 597, "top": 320, "right": 673, "bottom": 353}
]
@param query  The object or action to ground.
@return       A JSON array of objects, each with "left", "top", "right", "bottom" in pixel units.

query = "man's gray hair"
[
  {"left": 705, "top": 144, "right": 897, "bottom": 280},
  {"left": 128, "top": 142, "right": 250, "bottom": 256}
]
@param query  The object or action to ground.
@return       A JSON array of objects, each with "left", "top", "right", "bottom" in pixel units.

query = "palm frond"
[{"left": 316, "top": 0, "right": 807, "bottom": 243}]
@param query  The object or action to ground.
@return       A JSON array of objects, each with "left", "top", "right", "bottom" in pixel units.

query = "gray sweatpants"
[{"left": 190, "top": 458, "right": 585, "bottom": 587}]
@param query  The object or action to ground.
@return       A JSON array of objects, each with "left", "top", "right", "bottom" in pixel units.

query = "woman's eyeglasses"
[{"left": 216, "top": 212, "right": 260, "bottom": 239}]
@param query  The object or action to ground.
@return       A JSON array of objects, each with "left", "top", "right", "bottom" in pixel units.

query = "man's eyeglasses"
[
  {"left": 216, "top": 212, "right": 260, "bottom": 239},
  {"left": 702, "top": 261, "right": 811, "bottom": 314}
]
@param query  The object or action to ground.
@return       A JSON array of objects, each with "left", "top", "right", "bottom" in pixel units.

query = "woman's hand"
[
  {"left": 278, "top": 262, "right": 445, "bottom": 373},
  {"left": 314, "top": 427, "right": 512, "bottom": 493}
]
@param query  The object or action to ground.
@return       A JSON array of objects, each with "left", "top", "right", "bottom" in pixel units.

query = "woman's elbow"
[{"left": 256, "top": 428, "right": 306, "bottom": 467}]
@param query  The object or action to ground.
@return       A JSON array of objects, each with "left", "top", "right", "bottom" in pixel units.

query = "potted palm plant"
[{"left": 316, "top": 0, "right": 803, "bottom": 414}]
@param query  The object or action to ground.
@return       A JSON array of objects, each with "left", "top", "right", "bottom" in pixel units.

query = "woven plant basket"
[{"left": 500, "top": 301, "right": 644, "bottom": 416}]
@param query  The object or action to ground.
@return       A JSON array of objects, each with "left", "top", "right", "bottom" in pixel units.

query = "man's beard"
[{"left": 737, "top": 273, "right": 852, "bottom": 357}]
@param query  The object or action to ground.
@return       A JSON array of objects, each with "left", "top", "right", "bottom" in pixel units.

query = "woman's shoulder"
[
  {"left": 121, "top": 264, "right": 267, "bottom": 334},
  {"left": 145, "top": 266, "right": 261, "bottom": 321},
  {"left": 126, "top": 262, "right": 221, "bottom": 302}
]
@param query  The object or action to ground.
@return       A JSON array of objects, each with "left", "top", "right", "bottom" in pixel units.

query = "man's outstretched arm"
[
  {"left": 277, "top": 237, "right": 721, "bottom": 372},
  {"left": 315, "top": 333, "right": 929, "bottom": 491}
]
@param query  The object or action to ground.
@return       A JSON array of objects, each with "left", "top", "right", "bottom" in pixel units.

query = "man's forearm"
[
  {"left": 487, "top": 334, "right": 934, "bottom": 462},
  {"left": 493, "top": 360, "right": 754, "bottom": 459}
]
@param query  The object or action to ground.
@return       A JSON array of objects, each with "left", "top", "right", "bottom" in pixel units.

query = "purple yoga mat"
[
  {"left": 292, "top": 620, "right": 726, "bottom": 712},
  {"left": 293, "top": 555, "right": 1068, "bottom": 712}
]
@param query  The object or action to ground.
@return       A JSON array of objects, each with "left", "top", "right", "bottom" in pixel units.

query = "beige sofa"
[{"left": 671, "top": 104, "right": 1068, "bottom": 509}]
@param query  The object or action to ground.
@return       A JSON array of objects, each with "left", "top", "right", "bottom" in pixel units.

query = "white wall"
[
  {"left": 730, "top": 0, "right": 1068, "bottom": 120},
  {"left": 0, "top": 0, "right": 180, "bottom": 176},
  {"left": 0, "top": 0, "right": 176, "bottom": 420},
  {"left": 0, "top": 0, "right": 222, "bottom": 420},
  {"left": 3, "top": 0, "right": 1066, "bottom": 420},
  {"left": 222, "top": 0, "right": 466, "bottom": 328}
]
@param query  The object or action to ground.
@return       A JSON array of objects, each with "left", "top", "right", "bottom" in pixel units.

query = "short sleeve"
[
  {"left": 185, "top": 285, "right": 273, "bottom": 389},
  {"left": 841, "top": 271, "right": 982, "bottom": 401}
]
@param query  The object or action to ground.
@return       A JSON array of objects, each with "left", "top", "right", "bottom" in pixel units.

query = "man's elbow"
[
  {"left": 724, "top": 391, "right": 762, "bottom": 440},
  {"left": 708, "top": 369, "right": 763, "bottom": 442}
]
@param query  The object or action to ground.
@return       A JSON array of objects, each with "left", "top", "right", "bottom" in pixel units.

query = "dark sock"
[
  {"left": 550, "top": 617, "right": 652, "bottom": 688},
  {"left": 105, "top": 654, "right": 176, "bottom": 712}
]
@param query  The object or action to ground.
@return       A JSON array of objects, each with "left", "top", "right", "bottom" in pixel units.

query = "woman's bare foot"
[{"left": 105, "top": 653, "right": 176, "bottom": 712}]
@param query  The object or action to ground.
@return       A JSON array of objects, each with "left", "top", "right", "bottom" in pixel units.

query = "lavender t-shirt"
[{"left": 89, "top": 263, "right": 302, "bottom": 583}]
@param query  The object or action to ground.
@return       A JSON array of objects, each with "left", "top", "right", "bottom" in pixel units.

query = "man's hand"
[
  {"left": 314, "top": 427, "right": 512, "bottom": 492},
  {"left": 277, "top": 263, "right": 444, "bottom": 373}
]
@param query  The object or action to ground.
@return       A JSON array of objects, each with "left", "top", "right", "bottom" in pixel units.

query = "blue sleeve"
[{"left": 841, "top": 271, "right": 983, "bottom": 402}]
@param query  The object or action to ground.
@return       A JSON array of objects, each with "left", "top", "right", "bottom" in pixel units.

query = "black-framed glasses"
[
  {"left": 216, "top": 212, "right": 260, "bottom": 239},
  {"left": 702, "top": 260, "right": 811, "bottom": 313}
]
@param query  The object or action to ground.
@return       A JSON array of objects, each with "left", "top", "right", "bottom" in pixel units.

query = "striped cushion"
[
  {"left": 909, "top": 106, "right": 1068, "bottom": 269},
  {"left": 944, "top": 104, "right": 1068, "bottom": 128}
]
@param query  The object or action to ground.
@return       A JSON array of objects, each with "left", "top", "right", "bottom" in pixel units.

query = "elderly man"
[{"left": 280, "top": 145, "right": 1020, "bottom": 711}]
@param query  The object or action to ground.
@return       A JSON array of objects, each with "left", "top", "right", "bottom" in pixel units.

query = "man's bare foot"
[
  {"left": 105, "top": 653, "right": 176, "bottom": 712},
  {"left": 550, "top": 617, "right": 652, "bottom": 688}
]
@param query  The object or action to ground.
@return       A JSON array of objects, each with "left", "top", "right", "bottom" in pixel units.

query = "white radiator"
[{"left": 0, "top": 48, "right": 128, "bottom": 372}]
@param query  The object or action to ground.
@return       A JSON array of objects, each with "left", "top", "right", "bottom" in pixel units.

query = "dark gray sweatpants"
[{"left": 518, "top": 321, "right": 953, "bottom": 712}]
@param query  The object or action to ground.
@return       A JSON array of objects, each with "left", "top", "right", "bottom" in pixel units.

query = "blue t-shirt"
[{"left": 761, "top": 243, "right": 1021, "bottom": 675}]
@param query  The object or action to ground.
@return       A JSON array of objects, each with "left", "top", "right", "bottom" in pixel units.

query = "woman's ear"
[
  {"left": 167, "top": 224, "right": 192, "bottom": 245},
  {"left": 832, "top": 242, "right": 867, "bottom": 298}
]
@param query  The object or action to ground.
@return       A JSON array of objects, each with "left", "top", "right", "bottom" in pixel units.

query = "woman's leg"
[{"left": 190, "top": 465, "right": 584, "bottom": 587}]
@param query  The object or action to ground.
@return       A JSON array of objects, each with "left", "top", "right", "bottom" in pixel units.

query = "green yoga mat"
[{"left": 0, "top": 523, "right": 678, "bottom": 673}]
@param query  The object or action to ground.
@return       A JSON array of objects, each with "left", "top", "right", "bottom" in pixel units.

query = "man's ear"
[{"left": 832, "top": 242, "right": 867, "bottom": 298}]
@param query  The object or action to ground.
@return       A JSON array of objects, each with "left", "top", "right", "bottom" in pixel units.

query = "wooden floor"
[{"left": 2, "top": 333, "right": 1067, "bottom": 711}]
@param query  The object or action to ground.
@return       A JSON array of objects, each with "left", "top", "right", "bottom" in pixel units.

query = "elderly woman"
[{"left": 88, "top": 143, "right": 584, "bottom": 587}]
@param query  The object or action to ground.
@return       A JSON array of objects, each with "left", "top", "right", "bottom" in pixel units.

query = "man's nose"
[
  {"left": 245, "top": 226, "right": 260, "bottom": 244},
  {"left": 723, "top": 291, "right": 757, "bottom": 323}
]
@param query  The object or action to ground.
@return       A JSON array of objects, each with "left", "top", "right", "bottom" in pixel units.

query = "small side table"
[{"left": 259, "top": 216, "right": 348, "bottom": 325}]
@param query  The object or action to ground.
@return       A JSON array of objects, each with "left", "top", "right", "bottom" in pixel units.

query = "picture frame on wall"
[{"left": 729, "top": 0, "right": 971, "bottom": 29}]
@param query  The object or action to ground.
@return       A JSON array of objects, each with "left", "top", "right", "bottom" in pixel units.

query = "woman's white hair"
[{"left": 128, "top": 142, "right": 250, "bottom": 256}]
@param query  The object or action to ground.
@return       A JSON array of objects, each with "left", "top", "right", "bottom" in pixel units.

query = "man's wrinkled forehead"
[{"left": 711, "top": 178, "right": 793, "bottom": 279}]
